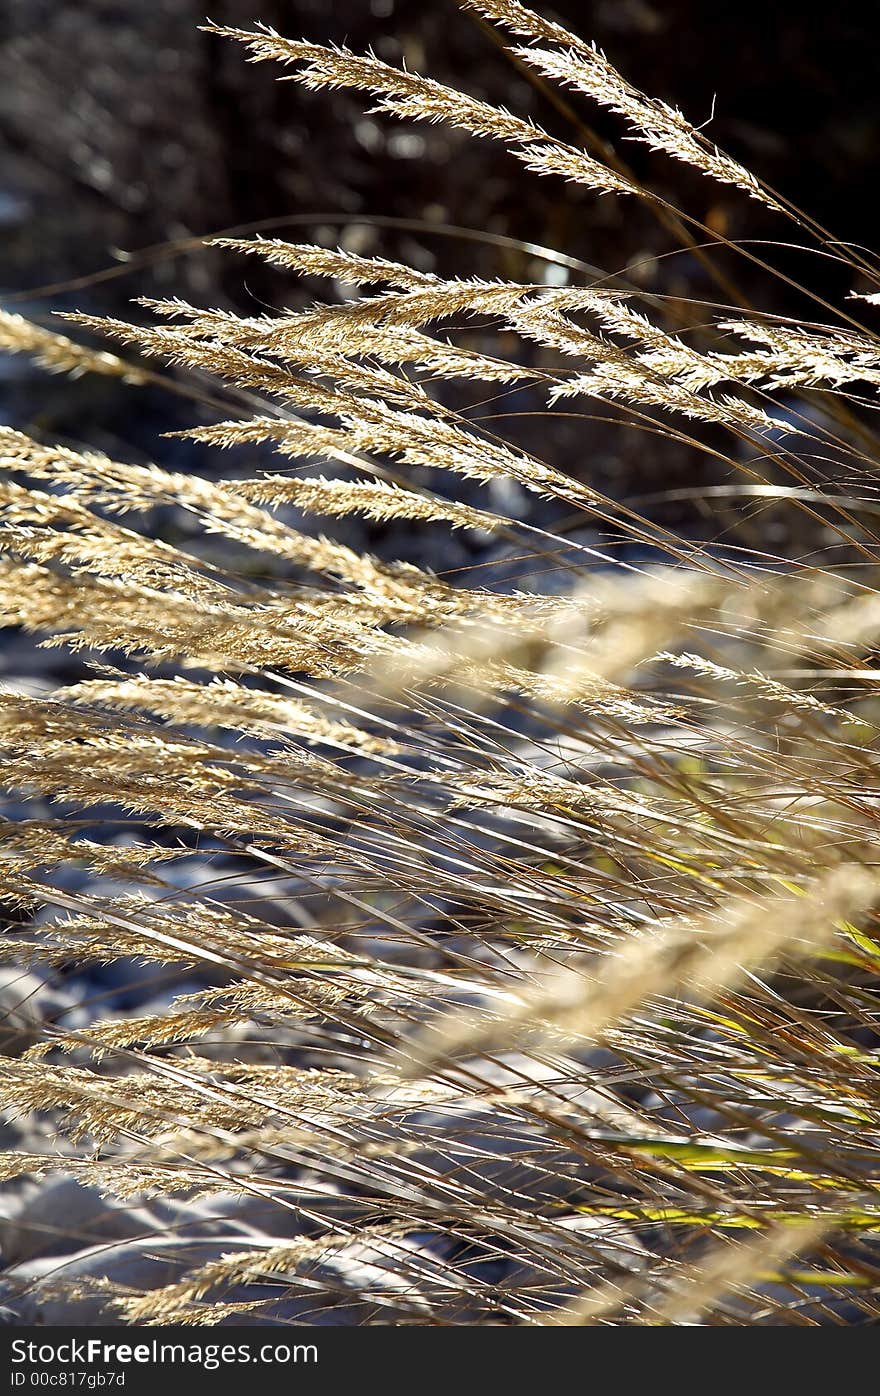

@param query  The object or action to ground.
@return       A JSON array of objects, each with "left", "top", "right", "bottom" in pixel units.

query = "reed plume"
[{"left": 3, "top": 1, "right": 880, "bottom": 1328}]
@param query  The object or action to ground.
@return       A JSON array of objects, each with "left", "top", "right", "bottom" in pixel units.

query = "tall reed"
[{"left": 3, "top": 0, "right": 880, "bottom": 1325}]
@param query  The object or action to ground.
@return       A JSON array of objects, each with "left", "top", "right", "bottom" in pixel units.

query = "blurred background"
[{"left": 1, "top": 0, "right": 878, "bottom": 524}]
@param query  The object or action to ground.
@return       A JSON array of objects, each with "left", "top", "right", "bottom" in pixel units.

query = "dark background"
[{"left": 1, "top": 0, "right": 878, "bottom": 520}]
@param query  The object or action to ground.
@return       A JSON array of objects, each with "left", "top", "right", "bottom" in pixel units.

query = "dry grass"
[{"left": 3, "top": 0, "right": 880, "bottom": 1325}]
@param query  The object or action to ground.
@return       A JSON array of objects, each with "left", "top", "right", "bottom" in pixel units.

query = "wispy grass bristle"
[{"left": 3, "top": 0, "right": 880, "bottom": 1328}]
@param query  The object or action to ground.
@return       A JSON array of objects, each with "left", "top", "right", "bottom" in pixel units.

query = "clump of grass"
[{"left": 3, "top": 0, "right": 880, "bottom": 1325}]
